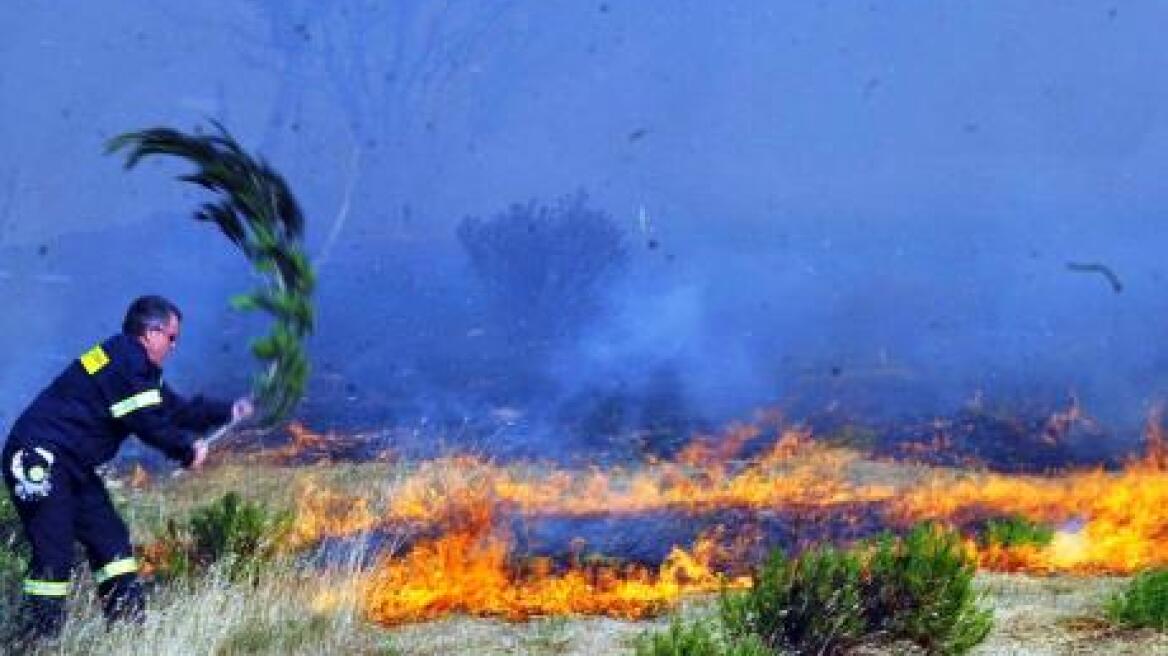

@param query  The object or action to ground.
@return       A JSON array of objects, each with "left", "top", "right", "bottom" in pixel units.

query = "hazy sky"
[{"left": 2, "top": 1, "right": 1167, "bottom": 444}]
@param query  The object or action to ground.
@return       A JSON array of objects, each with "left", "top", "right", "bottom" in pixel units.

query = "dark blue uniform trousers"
[{"left": 2, "top": 439, "right": 144, "bottom": 640}]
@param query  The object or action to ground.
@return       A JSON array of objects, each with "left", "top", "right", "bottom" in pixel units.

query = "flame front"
[
  {"left": 284, "top": 416, "right": 1168, "bottom": 626},
  {"left": 358, "top": 500, "right": 737, "bottom": 624}
]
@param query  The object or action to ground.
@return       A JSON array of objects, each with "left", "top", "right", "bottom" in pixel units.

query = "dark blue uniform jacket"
[{"left": 8, "top": 333, "right": 230, "bottom": 470}]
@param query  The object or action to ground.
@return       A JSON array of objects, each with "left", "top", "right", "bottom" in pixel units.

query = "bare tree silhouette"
[{"left": 241, "top": 1, "right": 518, "bottom": 264}]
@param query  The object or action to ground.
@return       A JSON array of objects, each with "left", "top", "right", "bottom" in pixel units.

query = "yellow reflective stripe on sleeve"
[
  {"left": 79, "top": 345, "right": 110, "bottom": 375},
  {"left": 110, "top": 389, "right": 162, "bottom": 418},
  {"left": 23, "top": 579, "right": 69, "bottom": 597},
  {"left": 94, "top": 557, "right": 138, "bottom": 584}
]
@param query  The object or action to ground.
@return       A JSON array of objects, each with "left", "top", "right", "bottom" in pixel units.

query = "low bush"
[
  {"left": 0, "top": 492, "right": 28, "bottom": 629},
  {"left": 147, "top": 491, "right": 291, "bottom": 582},
  {"left": 720, "top": 546, "right": 864, "bottom": 655},
  {"left": 715, "top": 523, "right": 991, "bottom": 655},
  {"left": 862, "top": 523, "right": 992, "bottom": 653},
  {"left": 980, "top": 515, "right": 1054, "bottom": 549},
  {"left": 1106, "top": 569, "right": 1168, "bottom": 630}
]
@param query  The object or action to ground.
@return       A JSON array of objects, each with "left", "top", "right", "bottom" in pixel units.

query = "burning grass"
[
  {"left": 128, "top": 419, "right": 1168, "bottom": 636},
  {"left": 280, "top": 422, "right": 1168, "bottom": 588},
  {"left": 6, "top": 413, "right": 1168, "bottom": 653}
]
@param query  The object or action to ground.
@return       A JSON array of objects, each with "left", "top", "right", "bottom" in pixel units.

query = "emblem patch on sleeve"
[
  {"left": 9, "top": 447, "right": 55, "bottom": 501},
  {"left": 80, "top": 344, "right": 110, "bottom": 375}
]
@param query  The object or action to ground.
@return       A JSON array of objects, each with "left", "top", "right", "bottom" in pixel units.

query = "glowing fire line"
[{"left": 283, "top": 421, "right": 1167, "bottom": 626}]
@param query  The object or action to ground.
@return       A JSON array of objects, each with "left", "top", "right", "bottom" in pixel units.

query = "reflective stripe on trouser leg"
[
  {"left": 94, "top": 556, "right": 138, "bottom": 584},
  {"left": 19, "top": 580, "right": 69, "bottom": 641},
  {"left": 23, "top": 579, "right": 69, "bottom": 597}
]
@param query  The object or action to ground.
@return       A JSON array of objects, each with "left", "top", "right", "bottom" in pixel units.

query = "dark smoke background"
[{"left": 2, "top": 2, "right": 1167, "bottom": 465}]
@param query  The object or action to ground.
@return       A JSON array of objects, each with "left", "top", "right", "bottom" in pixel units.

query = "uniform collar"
[{"left": 109, "top": 333, "right": 163, "bottom": 378}]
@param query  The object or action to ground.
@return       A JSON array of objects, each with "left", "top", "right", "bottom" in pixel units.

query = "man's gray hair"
[{"left": 122, "top": 295, "right": 183, "bottom": 337}]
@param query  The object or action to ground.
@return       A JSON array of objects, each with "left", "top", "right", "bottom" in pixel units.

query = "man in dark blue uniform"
[{"left": 2, "top": 295, "right": 253, "bottom": 642}]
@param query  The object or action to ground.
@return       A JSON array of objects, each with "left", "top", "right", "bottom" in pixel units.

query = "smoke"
[{"left": 3, "top": 2, "right": 1168, "bottom": 465}]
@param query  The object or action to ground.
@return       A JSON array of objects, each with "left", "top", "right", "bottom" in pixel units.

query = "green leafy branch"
[{"left": 107, "top": 122, "right": 315, "bottom": 426}]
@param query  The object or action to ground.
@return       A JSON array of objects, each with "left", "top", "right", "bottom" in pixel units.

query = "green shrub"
[
  {"left": 712, "top": 524, "right": 992, "bottom": 655},
  {"left": 720, "top": 546, "right": 864, "bottom": 655},
  {"left": 862, "top": 523, "right": 992, "bottom": 654},
  {"left": 980, "top": 515, "right": 1054, "bottom": 549},
  {"left": 150, "top": 492, "right": 291, "bottom": 582},
  {"left": 0, "top": 492, "right": 28, "bottom": 624},
  {"left": 634, "top": 618, "right": 768, "bottom": 656},
  {"left": 1106, "top": 569, "right": 1168, "bottom": 630}
]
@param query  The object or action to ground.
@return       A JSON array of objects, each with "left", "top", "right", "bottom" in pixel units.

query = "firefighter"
[{"left": 1, "top": 295, "right": 253, "bottom": 643}]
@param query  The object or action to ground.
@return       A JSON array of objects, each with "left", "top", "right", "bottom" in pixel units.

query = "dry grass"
[
  {"left": 388, "top": 615, "right": 651, "bottom": 655},
  {"left": 970, "top": 573, "right": 1168, "bottom": 655},
  {"left": 21, "top": 560, "right": 392, "bottom": 656}
]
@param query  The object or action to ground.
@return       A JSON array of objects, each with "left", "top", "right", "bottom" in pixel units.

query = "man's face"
[{"left": 141, "top": 313, "right": 180, "bottom": 367}]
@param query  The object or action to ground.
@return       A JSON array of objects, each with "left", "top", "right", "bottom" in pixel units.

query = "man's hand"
[
  {"left": 231, "top": 397, "right": 255, "bottom": 423},
  {"left": 190, "top": 439, "right": 208, "bottom": 470}
]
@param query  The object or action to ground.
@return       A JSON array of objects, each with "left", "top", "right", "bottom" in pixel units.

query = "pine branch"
[{"left": 108, "top": 123, "right": 315, "bottom": 426}]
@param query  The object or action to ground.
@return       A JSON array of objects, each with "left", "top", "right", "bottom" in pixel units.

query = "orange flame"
[
  {"left": 357, "top": 498, "right": 744, "bottom": 624},
  {"left": 281, "top": 412, "right": 1168, "bottom": 625}
]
